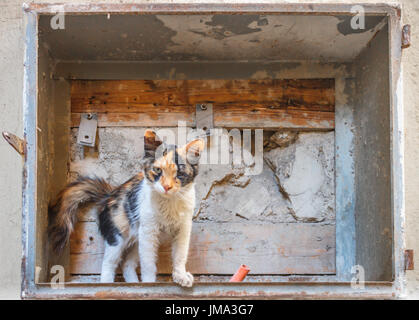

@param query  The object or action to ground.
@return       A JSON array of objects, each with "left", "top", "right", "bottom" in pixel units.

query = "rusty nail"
[
  {"left": 402, "top": 24, "right": 411, "bottom": 49},
  {"left": 405, "top": 249, "right": 414, "bottom": 270},
  {"left": 2, "top": 131, "right": 26, "bottom": 156}
]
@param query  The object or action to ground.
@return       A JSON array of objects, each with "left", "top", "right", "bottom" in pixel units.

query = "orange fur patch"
[
  {"left": 177, "top": 139, "right": 205, "bottom": 164},
  {"left": 153, "top": 151, "right": 179, "bottom": 190}
]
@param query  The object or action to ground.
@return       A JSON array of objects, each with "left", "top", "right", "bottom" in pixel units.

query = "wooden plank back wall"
[
  {"left": 70, "top": 220, "right": 335, "bottom": 276},
  {"left": 69, "top": 79, "right": 336, "bottom": 277},
  {"left": 71, "top": 79, "right": 335, "bottom": 130}
]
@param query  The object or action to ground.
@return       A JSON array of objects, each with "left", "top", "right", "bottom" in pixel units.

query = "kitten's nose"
[{"left": 163, "top": 185, "right": 172, "bottom": 192}]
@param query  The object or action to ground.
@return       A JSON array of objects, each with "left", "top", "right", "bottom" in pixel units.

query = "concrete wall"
[
  {"left": 70, "top": 128, "right": 335, "bottom": 223},
  {"left": 353, "top": 25, "right": 392, "bottom": 281},
  {"left": 1, "top": 0, "right": 418, "bottom": 299}
]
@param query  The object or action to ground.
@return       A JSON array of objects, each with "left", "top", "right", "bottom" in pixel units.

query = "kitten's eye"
[{"left": 153, "top": 167, "right": 161, "bottom": 175}]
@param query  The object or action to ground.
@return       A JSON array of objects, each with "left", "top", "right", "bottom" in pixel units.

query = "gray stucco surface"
[{"left": 353, "top": 25, "right": 392, "bottom": 281}]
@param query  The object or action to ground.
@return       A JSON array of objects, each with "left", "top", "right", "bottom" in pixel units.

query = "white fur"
[
  {"left": 100, "top": 235, "right": 124, "bottom": 283},
  {"left": 138, "top": 180, "right": 195, "bottom": 287},
  {"left": 100, "top": 179, "right": 196, "bottom": 287},
  {"left": 100, "top": 234, "right": 139, "bottom": 283}
]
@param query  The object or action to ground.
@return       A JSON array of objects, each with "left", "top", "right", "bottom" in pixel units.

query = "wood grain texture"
[
  {"left": 71, "top": 79, "right": 335, "bottom": 129},
  {"left": 69, "top": 221, "right": 335, "bottom": 275}
]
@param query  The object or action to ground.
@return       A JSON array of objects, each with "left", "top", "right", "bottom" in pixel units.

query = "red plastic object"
[{"left": 229, "top": 264, "right": 250, "bottom": 282}]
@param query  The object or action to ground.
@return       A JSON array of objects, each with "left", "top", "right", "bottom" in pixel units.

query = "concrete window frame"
[{"left": 21, "top": 3, "right": 404, "bottom": 299}]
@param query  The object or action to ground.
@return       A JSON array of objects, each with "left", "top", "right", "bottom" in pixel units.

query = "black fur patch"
[
  {"left": 124, "top": 180, "right": 142, "bottom": 226},
  {"left": 98, "top": 203, "right": 121, "bottom": 246},
  {"left": 174, "top": 150, "right": 199, "bottom": 186}
]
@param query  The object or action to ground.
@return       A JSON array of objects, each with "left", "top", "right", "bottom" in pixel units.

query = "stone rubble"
[{"left": 70, "top": 128, "right": 335, "bottom": 223}]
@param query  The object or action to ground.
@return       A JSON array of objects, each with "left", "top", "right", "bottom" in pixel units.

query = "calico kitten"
[{"left": 48, "top": 130, "right": 205, "bottom": 287}]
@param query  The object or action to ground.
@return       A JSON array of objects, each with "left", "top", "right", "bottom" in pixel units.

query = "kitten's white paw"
[{"left": 173, "top": 271, "right": 194, "bottom": 287}]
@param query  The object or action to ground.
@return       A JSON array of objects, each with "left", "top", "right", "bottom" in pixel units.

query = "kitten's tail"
[{"left": 48, "top": 176, "right": 113, "bottom": 254}]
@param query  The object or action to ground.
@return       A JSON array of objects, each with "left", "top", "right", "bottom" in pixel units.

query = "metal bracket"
[
  {"left": 405, "top": 249, "right": 414, "bottom": 271},
  {"left": 195, "top": 103, "right": 213, "bottom": 136},
  {"left": 77, "top": 113, "right": 98, "bottom": 147},
  {"left": 402, "top": 24, "right": 411, "bottom": 49},
  {"left": 2, "top": 131, "right": 26, "bottom": 156}
]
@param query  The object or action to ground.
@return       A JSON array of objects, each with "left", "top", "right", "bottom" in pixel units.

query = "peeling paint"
[
  {"left": 39, "top": 14, "right": 388, "bottom": 62},
  {"left": 190, "top": 15, "right": 268, "bottom": 40}
]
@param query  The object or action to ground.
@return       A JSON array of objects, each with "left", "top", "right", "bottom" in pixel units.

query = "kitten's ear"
[
  {"left": 184, "top": 139, "right": 205, "bottom": 164},
  {"left": 144, "top": 130, "right": 162, "bottom": 156}
]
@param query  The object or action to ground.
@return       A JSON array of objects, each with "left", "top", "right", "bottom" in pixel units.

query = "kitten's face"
[{"left": 142, "top": 130, "right": 204, "bottom": 196}]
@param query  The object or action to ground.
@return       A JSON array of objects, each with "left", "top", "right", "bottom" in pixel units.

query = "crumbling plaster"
[
  {"left": 0, "top": 0, "right": 418, "bottom": 299},
  {"left": 69, "top": 128, "right": 335, "bottom": 224}
]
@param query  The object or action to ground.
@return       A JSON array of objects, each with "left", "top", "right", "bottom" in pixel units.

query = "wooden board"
[
  {"left": 70, "top": 221, "right": 335, "bottom": 275},
  {"left": 71, "top": 79, "right": 335, "bottom": 129},
  {"left": 69, "top": 79, "right": 336, "bottom": 277}
]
